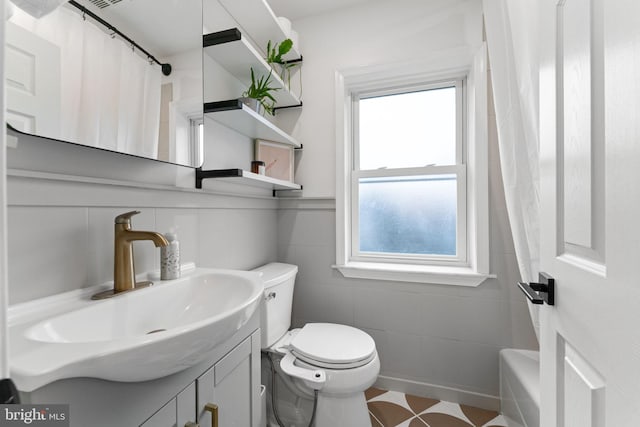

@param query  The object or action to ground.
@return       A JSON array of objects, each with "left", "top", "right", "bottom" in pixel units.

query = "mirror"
[{"left": 5, "top": 0, "right": 203, "bottom": 167}]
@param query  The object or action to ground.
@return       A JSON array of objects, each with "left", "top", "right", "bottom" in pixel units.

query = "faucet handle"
[{"left": 115, "top": 210, "right": 141, "bottom": 224}]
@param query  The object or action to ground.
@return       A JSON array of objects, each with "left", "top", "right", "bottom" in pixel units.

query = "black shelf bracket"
[
  {"left": 203, "top": 28, "right": 242, "bottom": 47},
  {"left": 518, "top": 272, "right": 555, "bottom": 306},
  {"left": 273, "top": 101, "right": 303, "bottom": 113},
  {"left": 204, "top": 99, "right": 244, "bottom": 114},
  {"left": 204, "top": 99, "right": 303, "bottom": 115},
  {"left": 273, "top": 185, "right": 303, "bottom": 198},
  {"left": 195, "top": 168, "right": 242, "bottom": 189},
  {"left": 278, "top": 55, "right": 303, "bottom": 65}
]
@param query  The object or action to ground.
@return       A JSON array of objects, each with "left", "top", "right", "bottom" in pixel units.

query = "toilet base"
[
  {"left": 314, "top": 392, "right": 370, "bottom": 427},
  {"left": 266, "top": 391, "right": 371, "bottom": 427},
  {"left": 262, "top": 351, "right": 378, "bottom": 427}
]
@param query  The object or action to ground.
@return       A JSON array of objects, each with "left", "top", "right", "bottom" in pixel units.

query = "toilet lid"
[{"left": 290, "top": 323, "right": 376, "bottom": 369}]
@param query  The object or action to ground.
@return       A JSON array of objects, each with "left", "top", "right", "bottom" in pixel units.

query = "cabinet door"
[
  {"left": 177, "top": 382, "right": 197, "bottom": 427},
  {"left": 197, "top": 330, "right": 261, "bottom": 427},
  {"left": 140, "top": 399, "right": 177, "bottom": 427},
  {"left": 140, "top": 382, "right": 197, "bottom": 427}
]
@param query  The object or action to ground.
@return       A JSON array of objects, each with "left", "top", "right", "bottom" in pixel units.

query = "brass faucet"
[{"left": 92, "top": 211, "right": 169, "bottom": 300}]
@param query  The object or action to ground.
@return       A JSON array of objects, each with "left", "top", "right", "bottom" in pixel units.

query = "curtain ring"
[
  {"left": 110, "top": 31, "right": 116, "bottom": 39},
  {"left": 148, "top": 56, "right": 153, "bottom": 65}
]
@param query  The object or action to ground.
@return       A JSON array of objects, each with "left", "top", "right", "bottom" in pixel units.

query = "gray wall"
[
  {"left": 273, "top": 0, "right": 538, "bottom": 401},
  {"left": 276, "top": 124, "right": 537, "bottom": 400},
  {"left": 6, "top": 132, "right": 279, "bottom": 304},
  {"left": 270, "top": 0, "right": 537, "bottom": 403}
]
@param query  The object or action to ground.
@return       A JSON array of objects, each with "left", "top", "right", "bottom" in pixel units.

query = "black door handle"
[{"left": 518, "top": 272, "right": 555, "bottom": 306}]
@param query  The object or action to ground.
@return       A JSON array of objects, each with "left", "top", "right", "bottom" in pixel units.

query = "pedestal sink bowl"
[{"left": 9, "top": 267, "right": 263, "bottom": 391}]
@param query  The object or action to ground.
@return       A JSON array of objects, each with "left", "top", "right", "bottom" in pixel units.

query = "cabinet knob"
[{"left": 205, "top": 403, "right": 218, "bottom": 427}]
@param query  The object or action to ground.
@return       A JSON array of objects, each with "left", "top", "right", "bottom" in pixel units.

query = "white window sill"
[{"left": 333, "top": 262, "right": 494, "bottom": 287}]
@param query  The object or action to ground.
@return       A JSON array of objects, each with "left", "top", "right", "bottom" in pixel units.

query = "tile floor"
[{"left": 366, "top": 388, "right": 508, "bottom": 427}]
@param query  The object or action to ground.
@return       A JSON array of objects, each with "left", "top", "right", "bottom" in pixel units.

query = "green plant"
[
  {"left": 243, "top": 67, "right": 279, "bottom": 115},
  {"left": 266, "top": 39, "right": 300, "bottom": 92},
  {"left": 266, "top": 38, "right": 293, "bottom": 65}
]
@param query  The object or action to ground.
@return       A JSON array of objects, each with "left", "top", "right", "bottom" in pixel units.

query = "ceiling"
[
  {"left": 267, "top": 0, "right": 378, "bottom": 21},
  {"left": 69, "top": 0, "right": 385, "bottom": 59}
]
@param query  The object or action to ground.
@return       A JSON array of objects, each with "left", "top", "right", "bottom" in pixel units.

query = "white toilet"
[{"left": 254, "top": 262, "right": 380, "bottom": 427}]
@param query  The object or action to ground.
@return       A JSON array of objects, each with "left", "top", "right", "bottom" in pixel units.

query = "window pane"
[
  {"left": 359, "top": 87, "right": 457, "bottom": 170},
  {"left": 359, "top": 175, "right": 457, "bottom": 256}
]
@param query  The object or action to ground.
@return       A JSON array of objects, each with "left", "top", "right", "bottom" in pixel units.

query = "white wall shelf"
[
  {"left": 201, "top": 5, "right": 303, "bottom": 197},
  {"left": 204, "top": 99, "right": 301, "bottom": 148},
  {"left": 216, "top": 0, "right": 302, "bottom": 61},
  {"left": 203, "top": 28, "right": 302, "bottom": 108},
  {"left": 195, "top": 168, "right": 302, "bottom": 192}
]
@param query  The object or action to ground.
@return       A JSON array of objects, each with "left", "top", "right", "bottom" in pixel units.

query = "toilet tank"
[{"left": 252, "top": 263, "right": 298, "bottom": 349}]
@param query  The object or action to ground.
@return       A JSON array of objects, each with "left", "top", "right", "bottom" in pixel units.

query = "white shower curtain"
[
  {"left": 482, "top": 0, "right": 541, "bottom": 340},
  {"left": 9, "top": 6, "right": 161, "bottom": 158}
]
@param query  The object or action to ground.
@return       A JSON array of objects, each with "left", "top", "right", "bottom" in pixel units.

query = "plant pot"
[{"left": 239, "top": 97, "right": 263, "bottom": 115}]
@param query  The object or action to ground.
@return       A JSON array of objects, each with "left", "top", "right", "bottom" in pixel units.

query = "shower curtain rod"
[{"left": 67, "top": 0, "right": 172, "bottom": 76}]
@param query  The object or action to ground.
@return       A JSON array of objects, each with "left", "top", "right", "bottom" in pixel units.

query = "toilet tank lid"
[{"left": 252, "top": 263, "right": 298, "bottom": 288}]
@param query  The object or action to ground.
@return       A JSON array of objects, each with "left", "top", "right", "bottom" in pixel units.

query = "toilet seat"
[{"left": 290, "top": 323, "right": 376, "bottom": 369}]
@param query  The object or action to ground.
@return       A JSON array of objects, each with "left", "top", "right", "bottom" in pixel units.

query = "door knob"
[{"left": 518, "top": 272, "right": 555, "bottom": 306}]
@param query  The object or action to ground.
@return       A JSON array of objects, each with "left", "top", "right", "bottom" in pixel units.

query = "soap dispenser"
[{"left": 160, "top": 232, "right": 180, "bottom": 280}]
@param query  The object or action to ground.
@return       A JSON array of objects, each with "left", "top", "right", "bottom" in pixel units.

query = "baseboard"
[{"left": 374, "top": 375, "right": 500, "bottom": 412}]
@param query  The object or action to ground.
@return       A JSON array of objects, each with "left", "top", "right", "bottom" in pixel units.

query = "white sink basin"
[{"left": 9, "top": 268, "right": 263, "bottom": 391}]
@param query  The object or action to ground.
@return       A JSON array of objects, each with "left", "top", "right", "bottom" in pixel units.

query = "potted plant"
[
  {"left": 266, "top": 38, "right": 293, "bottom": 66},
  {"left": 266, "top": 39, "right": 299, "bottom": 92},
  {"left": 241, "top": 68, "right": 279, "bottom": 116}
]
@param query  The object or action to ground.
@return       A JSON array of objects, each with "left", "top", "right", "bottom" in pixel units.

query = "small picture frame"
[{"left": 254, "top": 139, "right": 294, "bottom": 182}]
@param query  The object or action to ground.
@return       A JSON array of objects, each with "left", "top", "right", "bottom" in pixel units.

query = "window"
[
  {"left": 352, "top": 82, "right": 466, "bottom": 264},
  {"left": 190, "top": 117, "right": 204, "bottom": 167},
  {"left": 335, "top": 47, "right": 490, "bottom": 286}
]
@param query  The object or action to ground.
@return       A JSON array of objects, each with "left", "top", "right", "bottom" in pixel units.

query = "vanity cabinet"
[
  {"left": 140, "top": 383, "right": 197, "bottom": 427},
  {"left": 20, "top": 313, "right": 261, "bottom": 427},
  {"left": 140, "top": 330, "right": 262, "bottom": 427}
]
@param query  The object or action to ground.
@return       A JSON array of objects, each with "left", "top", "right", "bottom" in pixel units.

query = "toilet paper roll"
[
  {"left": 278, "top": 16, "right": 292, "bottom": 37},
  {"left": 289, "top": 29, "right": 299, "bottom": 51}
]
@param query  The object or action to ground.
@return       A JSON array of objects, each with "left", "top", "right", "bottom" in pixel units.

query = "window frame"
[
  {"left": 334, "top": 46, "right": 491, "bottom": 286},
  {"left": 350, "top": 80, "right": 468, "bottom": 266},
  {"left": 190, "top": 116, "right": 204, "bottom": 167}
]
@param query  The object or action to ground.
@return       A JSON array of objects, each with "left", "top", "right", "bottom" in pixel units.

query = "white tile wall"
[
  {"left": 155, "top": 208, "right": 200, "bottom": 268},
  {"left": 6, "top": 179, "right": 532, "bottom": 397},
  {"left": 197, "top": 209, "right": 277, "bottom": 270},
  {"left": 276, "top": 117, "right": 538, "bottom": 399},
  {"left": 7, "top": 177, "right": 279, "bottom": 305},
  {"left": 8, "top": 207, "right": 90, "bottom": 301}
]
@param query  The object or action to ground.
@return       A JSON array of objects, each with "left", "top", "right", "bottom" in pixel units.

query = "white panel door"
[
  {"left": 539, "top": 0, "right": 640, "bottom": 426},
  {"left": 5, "top": 22, "right": 60, "bottom": 136}
]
